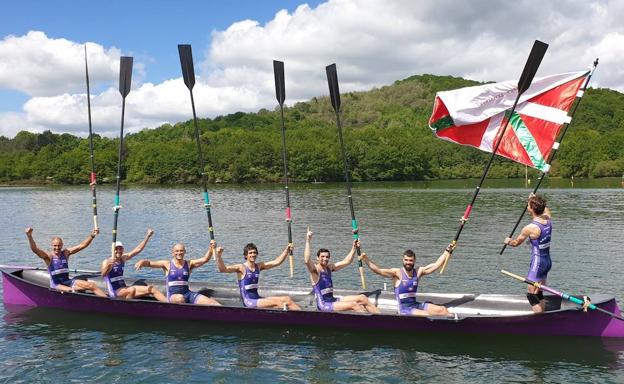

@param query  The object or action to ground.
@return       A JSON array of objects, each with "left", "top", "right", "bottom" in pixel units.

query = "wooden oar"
[
  {"left": 273, "top": 60, "right": 294, "bottom": 278},
  {"left": 112, "top": 56, "right": 133, "bottom": 257},
  {"left": 499, "top": 58, "right": 599, "bottom": 255},
  {"left": 84, "top": 45, "right": 98, "bottom": 231},
  {"left": 178, "top": 44, "right": 215, "bottom": 241},
  {"left": 440, "top": 40, "right": 548, "bottom": 273},
  {"left": 501, "top": 269, "right": 624, "bottom": 322},
  {"left": 325, "top": 63, "right": 366, "bottom": 289}
]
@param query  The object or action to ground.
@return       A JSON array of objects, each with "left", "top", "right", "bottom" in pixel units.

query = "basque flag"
[{"left": 428, "top": 71, "right": 589, "bottom": 172}]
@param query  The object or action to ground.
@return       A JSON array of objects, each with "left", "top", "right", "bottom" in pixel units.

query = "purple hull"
[{"left": 3, "top": 268, "right": 624, "bottom": 338}]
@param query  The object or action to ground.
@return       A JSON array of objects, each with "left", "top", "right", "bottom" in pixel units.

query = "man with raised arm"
[
  {"left": 215, "top": 243, "right": 301, "bottom": 310},
  {"left": 134, "top": 241, "right": 221, "bottom": 305},
  {"left": 25, "top": 227, "right": 107, "bottom": 297},
  {"left": 100, "top": 228, "right": 166, "bottom": 301},
  {"left": 360, "top": 245, "right": 454, "bottom": 317},
  {"left": 503, "top": 194, "right": 553, "bottom": 313},
  {"left": 304, "top": 228, "right": 380, "bottom": 314}
]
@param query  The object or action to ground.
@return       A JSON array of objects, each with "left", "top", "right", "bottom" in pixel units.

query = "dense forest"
[{"left": 1, "top": 74, "right": 623, "bottom": 184}]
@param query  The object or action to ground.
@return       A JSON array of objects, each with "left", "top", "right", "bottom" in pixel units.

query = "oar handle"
[
  {"left": 439, "top": 240, "right": 457, "bottom": 274},
  {"left": 288, "top": 246, "right": 294, "bottom": 278},
  {"left": 359, "top": 265, "right": 366, "bottom": 290}
]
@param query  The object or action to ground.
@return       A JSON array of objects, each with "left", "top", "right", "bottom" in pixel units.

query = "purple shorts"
[
  {"left": 398, "top": 301, "right": 429, "bottom": 315},
  {"left": 317, "top": 297, "right": 338, "bottom": 312}
]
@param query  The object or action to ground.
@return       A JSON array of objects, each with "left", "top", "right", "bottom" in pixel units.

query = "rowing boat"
[{"left": 2, "top": 266, "right": 623, "bottom": 338}]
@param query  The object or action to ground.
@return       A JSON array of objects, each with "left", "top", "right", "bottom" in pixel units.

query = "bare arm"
[
  {"left": 189, "top": 240, "right": 216, "bottom": 270},
  {"left": 332, "top": 240, "right": 359, "bottom": 271},
  {"left": 419, "top": 249, "right": 452, "bottom": 277},
  {"left": 124, "top": 229, "right": 154, "bottom": 261},
  {"left": 504, "top": 225, "right": 534, "bottom": 247},
  {"left": 25, "top": 227, "right": 48, "bottom": 261},
  {"left": 214, "top": 248, "right": 242, "bottom": 274},
  {"left": 134, "top": 259, "right": 169, "bottom": 273},
  {"left": 360, "top": 253, "right": 399, "bottom": 278},
  {"left": 260, "top": 244, "right": 293, "bottom": 270},
  {"left": 303, "top": 227, "right": 317, "bottom": 274},
  {"left": 66, "top": 229, "right": 99, "bottom": 256},
  {"left": 101, "top": 259, "right": 113, "bottom": 276}
]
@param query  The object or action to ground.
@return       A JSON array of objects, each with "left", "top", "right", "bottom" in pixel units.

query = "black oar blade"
[
  {"left": 119, "top": 56, "right": 133, "bottom": 98},
  {"left": 517, "top": 40, "right": 548, "bottom": 94},
  {"left": 273, "top": 60, "right": 285, "bottom": 105},
  {"left": 178, "top": 44, "right": 196, "bottom": 91},
  {"left": 326, "top": 63, "right": 341, "bottom": 112}
]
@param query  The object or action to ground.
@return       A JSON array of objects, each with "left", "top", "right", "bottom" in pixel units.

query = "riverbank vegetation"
[{"left": 1, "top": 74, "right": 623, "bottom": 184}]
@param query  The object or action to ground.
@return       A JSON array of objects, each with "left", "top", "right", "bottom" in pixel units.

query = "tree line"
[{"left": 1, "top": 74, "right": 623, "bottom": 185}]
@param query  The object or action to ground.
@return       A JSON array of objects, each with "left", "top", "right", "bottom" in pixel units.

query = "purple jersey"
[
  {"left": 166, "top": 260, "right": 191, "bottom": 297},
  {"left": 313, "top": 266, "right": 337, "bottom": 312},
  {"left": 239, "top": 263, "right": 262, "bottom": 308},
  {"left": 104, "top": 260, "right": 127, "bottom": 297},
  {"left": 395, "top": 268, "right": 427, "bottom": 315},
  {"left": 528, "top": 219, "right": 552, "bottom": 281},
  {"left": 47, "top": 251, "right": 73, "bottom": 289}
]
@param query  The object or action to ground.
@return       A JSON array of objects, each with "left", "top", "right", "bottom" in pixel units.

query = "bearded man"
[{"left": 361, "top": 245, "right": 455, "bottom": 316}]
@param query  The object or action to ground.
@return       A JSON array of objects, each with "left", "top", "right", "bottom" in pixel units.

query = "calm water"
[{"left": 0, "top": 180, "right": 623, "bottom": 383}]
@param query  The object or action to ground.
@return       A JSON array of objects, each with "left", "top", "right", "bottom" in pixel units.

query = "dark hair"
[
  {"left": 528, "top": 195, "right": 547, "bottom": 215},
  {"left": 316, "top": 248, "right": 331, "bottom": 257},
  {"left": 403, "top": 249, "right": 416, "bottom": 259},
  {"left": 243, "top": 243, "right": 258, "bottom": 259}
]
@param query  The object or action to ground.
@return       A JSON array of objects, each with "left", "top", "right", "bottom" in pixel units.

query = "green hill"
[{"left": 1, "top": 74, "right": 623, "bottom": 184}]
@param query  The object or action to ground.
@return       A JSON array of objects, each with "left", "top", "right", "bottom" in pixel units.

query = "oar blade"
[
  {"left": 119, "top": 56, "right": 133, "bottom": 98},
  {"left": 325, "top": 63, "right": 341, "bottom": 112},
  {"left": 517, "top": 40, "right": 548, "bottom": 94},
  {"left": 178, "top": 44, "right": 196, "bottom": 91},
  {"left": 273, "top": 60, "right": 285, "bottom": 105}
]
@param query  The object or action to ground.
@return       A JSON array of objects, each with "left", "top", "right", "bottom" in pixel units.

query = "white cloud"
[{"left": 1, "top": 0, "right": 624, "bottom": 138}]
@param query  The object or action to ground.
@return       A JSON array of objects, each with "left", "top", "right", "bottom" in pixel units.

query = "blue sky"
[
  {"left": 1, "top": 0, "right": 622, "bottom": 137},
  {"left": 0, "top": 0, "right": 322, "bottom": 110}
]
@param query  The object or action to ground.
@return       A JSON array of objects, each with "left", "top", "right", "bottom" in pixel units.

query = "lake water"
[{"left": 1, "top": 180, "right": 623, "bottom": 383}]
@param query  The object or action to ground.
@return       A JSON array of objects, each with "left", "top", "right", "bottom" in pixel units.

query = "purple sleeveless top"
[
  {"left": 395, "top": 268, "right": 419, "bottom": 306},
  {"left": 239, "top": 263, "right": 261, "bottom": 301},
  {"left": 104, "top": 260, "right": 126, "bottom": 296},
  {"left": 528, "top": 219, "right": 552, "bottom": 281},
  {"left": 313, "top": 267, "right": 336, "bottom": 304},
  {"left": 47, "top": 252, "right": 70, "bottom": 288},
  {"left": 166, "top": 260, "right": 191, "bottom": 298}
]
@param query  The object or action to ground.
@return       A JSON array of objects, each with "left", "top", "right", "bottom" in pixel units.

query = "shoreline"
[{"left": 2, "top": 176, "right": 623, "bottom": 189}]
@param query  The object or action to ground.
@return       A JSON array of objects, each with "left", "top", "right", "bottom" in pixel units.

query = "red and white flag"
[{"left": 428, "top": 71, "right": 588, "bottom": 172}]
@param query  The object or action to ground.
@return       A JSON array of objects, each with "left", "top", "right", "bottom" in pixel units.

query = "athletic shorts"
[
  {"left": 316, "top": 297, "right": 338, "bottom": 312},
  {"left": 398, "top": 301, "right": 429, "bottom": 315},
  {"left": 168, "top": 290, "right": 201, "bottom": 304}
]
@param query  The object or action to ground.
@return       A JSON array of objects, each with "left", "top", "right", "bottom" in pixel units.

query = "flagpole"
[
  {"left": 440, "top": 40, "right": 549, "bottom": 274},
  {"left": 499, "top": 58, "right": 598, "bottom": 255}
]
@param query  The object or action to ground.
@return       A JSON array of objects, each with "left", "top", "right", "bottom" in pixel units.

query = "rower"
[
  {"left": 303, "top": 227, "right": 380, "bottom": 314},
  {"left": 134, "top": 241, "right": 221, "bottom": 305},
  {"left": 100, "top": 228, "right": 166, "bottom": 301},
  {"left": 25, "top": 227, "right": 107, "bottom": 297},
  {"left": 361, "top": 246, "right": 454, "bottom": 316},
  {"left": 214, "top": 243, "right": 301, "bottom": 310},
  {"left": 504, "top": 194, "right": 552, "bottom": 313}
]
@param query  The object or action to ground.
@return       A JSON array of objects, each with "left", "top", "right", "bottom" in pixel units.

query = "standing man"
[
  {"left": 504, "top": 194, "right": 552, "bottom": 313},
  {"left": 360, "top": 247, "right": 454, "bottom": 317},
  {"left": 304, "top": 228, "right": 380, "bottom": 314},
  {"left": 215, "top": 243, "right": 301, "bottom": 310},
  {"left": 100, "top": 228, "right": 166, "bottom": 301},
  {"left": 134, "top": 241, "right": 221, "bottom": 305},
  {"left": 25, "top": 227, "right": 107, "bottom": 297}
]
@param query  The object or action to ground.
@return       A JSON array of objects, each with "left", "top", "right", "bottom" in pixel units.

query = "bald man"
[
  {"left": 25, "top": 227, "right": 107, "bottom": 297},
  {"left": 135, "top": 241, "right": 221, "bottom": 305}
]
